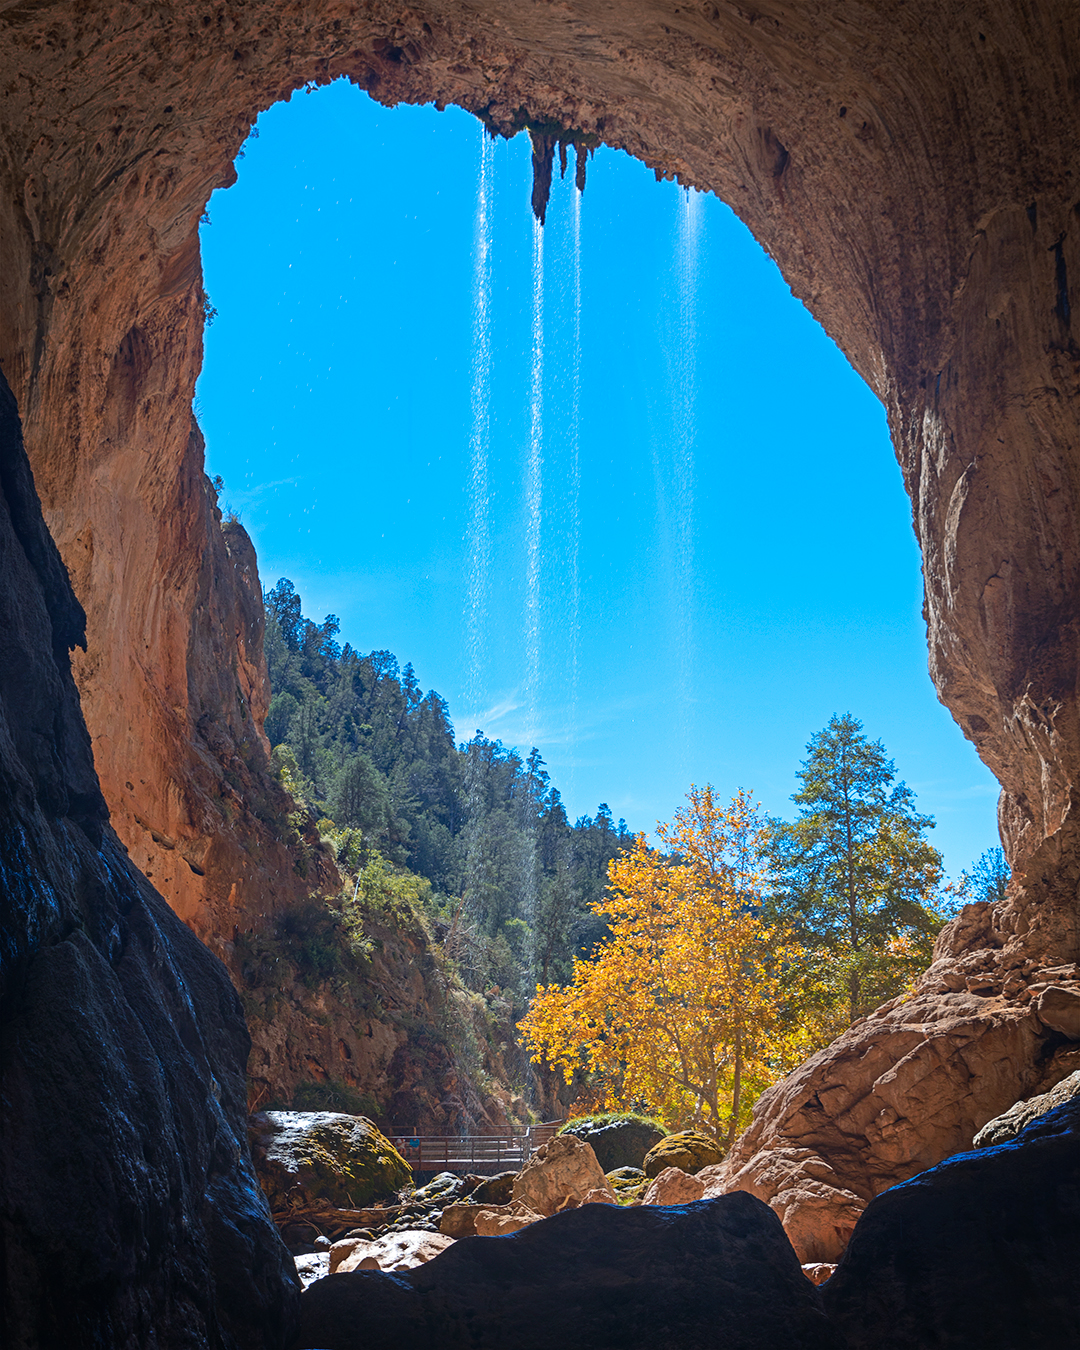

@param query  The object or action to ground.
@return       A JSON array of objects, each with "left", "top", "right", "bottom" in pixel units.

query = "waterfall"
[
  {"left": 523, "top": 213, "right": 544, "bottom": 749},
  {"left": 465, "top": 127, "right": 494, "bottom": 714},
  {"left": 672, "top": 187, "right": 701, "bottom": 765},
  {"left": 567, "top": 184, "right": 582, "bottom": 798}
]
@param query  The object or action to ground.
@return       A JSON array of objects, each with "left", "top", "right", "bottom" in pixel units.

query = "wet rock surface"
[
  {"left": 0, "top": 374, "right": 298, "bottom": 1348},
  {"left": 297, "top": 1194, "right": 844, "bottom": 1350},
  {"left": 250, "top": 1110, "right": 411, "bottom": 1212}
]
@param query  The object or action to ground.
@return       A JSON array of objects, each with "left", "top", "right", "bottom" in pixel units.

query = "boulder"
[
  {"left": 642, "top": 1166, "right": 706, "bottom": 1206},
  {"left": 468, "top": 1170, "right": 516, "bottom": 1205},
  {"left": 473, "top": 1206, "right": 542, "bottom": 1236},
  {"left": 295, "top": 1253, "right": 331, "bottom": 1289},
  {"left": 822, "top": 1093, "right": 1080, "bottom": 1349},
  {"left": 249, "top": 1111, "right": 411, "bottom": 1212},
  {"left": 557, "top": 1114, "right": 668, "bottom": 1171},
  {"left": 607, "top": 1166, "right": 649, "bottom": 1202},
  {"left": 700, "top": 1146, "right": 867, "bottom": 1264},
  {"left": 438, "top": 1202, "right": 481, "bottom": 1238},
  {"left": 510, "top": 1135, "right": 615, "bottom": 1216},
  {"left": 298, "top": 1194, "right": 845, "bottom": 1350},
  {"left": 1033, "top": 986, "right": 1080, "bottom": 1040},
  {"left": 555, "top": 1187, "right": 618, "bottom": 1211},
  {"left": 974, "top": 1068, "right": 1080, "bottom": 1147},
  {"left": 335, "top": 1231, "right": 454, "bottom": 1273},
  {"left": 642, "top": 1131, "right": 724, "bottom": 1178},
  {"left": 440, "top": 1201, "right": 541, "bottom": 1238}
]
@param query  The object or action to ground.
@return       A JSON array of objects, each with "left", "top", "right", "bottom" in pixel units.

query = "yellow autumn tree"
[{"left": 519, "top": 787, "right": 806, "bottom": 1146}]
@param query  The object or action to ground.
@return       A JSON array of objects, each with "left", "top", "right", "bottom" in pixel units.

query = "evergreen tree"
[
  {"left": 769, "top": 713, "right": 945, "bottom": 1025},
  {"left": 260, "top": 578, "right": 638, "bottom": 1010},
  {"left": 955, "top": 846, "right": 1009, "bottom": 905}
]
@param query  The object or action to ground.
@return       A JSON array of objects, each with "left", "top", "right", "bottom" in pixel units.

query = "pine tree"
[{"left": 769, "top": 713, "right": 946, "bottom": 1025}]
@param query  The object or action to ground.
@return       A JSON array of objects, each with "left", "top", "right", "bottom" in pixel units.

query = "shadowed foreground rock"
[
  {"left": 296, "top": 1194, "right": 844, "bottom": 1350},
  {"left": 0, "top": 372, "right": 298, "bottom": 1348},
  {"left": 823, "top": 1095, "right": 1080, "bottom": 1350}
]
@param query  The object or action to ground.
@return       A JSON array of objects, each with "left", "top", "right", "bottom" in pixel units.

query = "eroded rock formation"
[
  {"left": 0, "top": 374, "right": 297, "bottom": 1349},
  {"left": 3, "top": 0, "right": 1080, "bottom": 1315}
]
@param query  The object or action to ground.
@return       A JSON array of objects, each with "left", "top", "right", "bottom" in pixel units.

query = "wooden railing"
[{"left": 390, "top": 1122, "right": 562, "bottom": 1175}]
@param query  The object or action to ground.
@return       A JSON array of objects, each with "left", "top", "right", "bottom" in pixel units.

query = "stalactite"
[{"left": 529, "top": 128, "right": 557, "bottom": 224}]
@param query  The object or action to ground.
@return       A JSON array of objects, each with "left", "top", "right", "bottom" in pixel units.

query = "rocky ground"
[
  {"left": 243, "top": 1082, "right": 1080, "bottom": 1349},
  {"left": 279, "top": 1080, "right": 1080, "bottom": 1350}
]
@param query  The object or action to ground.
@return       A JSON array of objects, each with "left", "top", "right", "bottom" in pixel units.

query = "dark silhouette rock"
[
  {"left": 0, "top": 372, "right": 298, "bottom": 1348},
  {"left": 296, "top": 1193, "right": 844, "bottom": 1350},
  {"left": 822, "top": 1094, "right": 1080, "bottom": 1349}
]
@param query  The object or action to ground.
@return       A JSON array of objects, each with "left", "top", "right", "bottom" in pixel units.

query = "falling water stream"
[
  {"left": 465, "top": 127, "right": 494, "bottom": 714},
  {"left": 566, "top": 186, "right": 582, "bottom": 800},
  {"left": 671, "top": 187, "right": 701, "bottom": 770},
  {"left": 523, "top": 214, "right": 545, "bottom": 750}
]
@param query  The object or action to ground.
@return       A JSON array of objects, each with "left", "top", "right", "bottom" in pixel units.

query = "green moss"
[
  {"left": 642, "top": 1131, "right": 724, "bottom": 1178},
  {"left": 254, "top": 1111, "right": 412, "bottom": 1210}
]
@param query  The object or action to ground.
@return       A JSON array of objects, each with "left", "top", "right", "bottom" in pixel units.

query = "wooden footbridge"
[{"left": 390, "top": 1122, "right": 562, "bottom": 1175}]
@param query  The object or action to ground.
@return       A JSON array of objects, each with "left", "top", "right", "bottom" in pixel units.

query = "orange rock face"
[{"left": 2, "top": 0, "right": 1080, "bottom": 1262}]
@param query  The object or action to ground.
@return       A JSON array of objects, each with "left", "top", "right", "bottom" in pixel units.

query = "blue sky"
[{"left": 196, "top": 78, "right": 1000, "bottom": 877}]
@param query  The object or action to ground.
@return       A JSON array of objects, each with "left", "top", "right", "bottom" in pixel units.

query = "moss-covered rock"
[
  {"left": 249, "top": 1110, "right": 412, "bottom": 1211},
  {"left": 558, "top": 1113, "right": 668, "bottom": 1172},
  {"left": 642, "top": 1131, "right": 724, "bottom": 1178},
  {"left": 606, "top": 1166, "right": 649, "bottom": 1204}
]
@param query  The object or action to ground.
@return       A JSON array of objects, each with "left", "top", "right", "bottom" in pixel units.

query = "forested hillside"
[{"left": 262, "top": 579, "right": 634, "bottom": 1013}]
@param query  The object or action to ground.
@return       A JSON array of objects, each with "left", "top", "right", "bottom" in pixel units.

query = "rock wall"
[
  {"left": 0, "top": 372, "right": 298, "bottom": 1349},
  {"left": 240, "top": 900, "right": 534, "bottom": 1132},
  {"left": 3, "top": 0, "right": 1080, "bottom": 1286}
]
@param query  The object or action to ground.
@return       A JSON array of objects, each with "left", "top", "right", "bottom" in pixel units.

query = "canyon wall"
[
  {"left": 0, "top": 371, "right": 298, "bottom": 1348},
  {"left": 2, "top": 0, "right": 1080, "bottom": 1310}
]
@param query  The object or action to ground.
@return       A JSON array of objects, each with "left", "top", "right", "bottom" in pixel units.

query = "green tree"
[
  {"left": 769, "top": 713, "right": 946, "bottom": 1026},
  {"left": 955, "top": 846, "right": 1009, "bottom": 905},
  {"left": 328, "top": 752, "right": 390, "bottom": 842}
]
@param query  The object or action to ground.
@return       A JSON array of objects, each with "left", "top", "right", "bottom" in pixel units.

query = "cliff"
[
  {"left": 2, "top": 0, "right": 1080, "bottom": 1331},
  {"left": 0, "top": 371, "right": 297, "bottom": 1348}
]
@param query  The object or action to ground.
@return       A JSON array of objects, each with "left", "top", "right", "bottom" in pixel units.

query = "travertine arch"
[{"left": 3, "top": 0, "right": 1079, "bottom": 1264}]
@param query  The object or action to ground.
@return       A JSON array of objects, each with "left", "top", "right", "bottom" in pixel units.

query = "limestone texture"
[
  {"left": 297, "top": 1194, "right": 844, "bottom": 1350},
  {"left": 249, "top": 1111, "right": 411, "bottom": 1212},
  {"left": 333, "top": 1229, "right": 454, "bottom": 1272},
  {"left": 510, "top": 1135, "right": 615, "bottom": 1216},
  {"left": 0, "top": 372, "right": 298, "bottom": 1348},
  {"left": 709, "top": 976, "right": 1080, "bottom": 1260},
  {"left": 4, "top": 0, "right": 1080, "bottom": 1310},
  {"left": 642, "top": 1166, "right": 707, "bottom": 1206}
]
